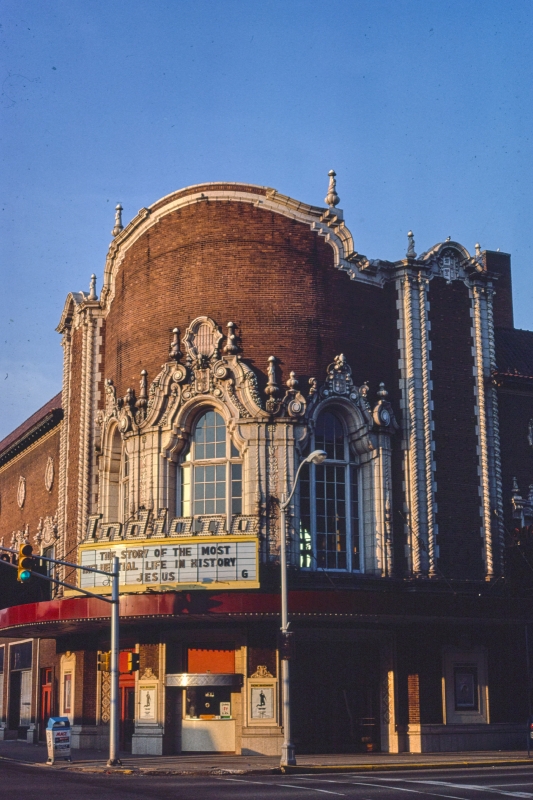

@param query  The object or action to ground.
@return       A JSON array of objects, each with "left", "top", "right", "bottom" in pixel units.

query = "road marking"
[
  {"left": 220, "top": 778, "right": 345, "bottom": 795},
  {"left": 398, "top": 780, "right": 533, "bottom": 798},
  {"left": 297, "top": 777, "right": 464, "bottom": 799}
]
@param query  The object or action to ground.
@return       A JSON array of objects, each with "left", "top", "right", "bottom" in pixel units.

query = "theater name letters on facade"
[{"left": 77, "top": 510, "right": 259, "bottom": 592}]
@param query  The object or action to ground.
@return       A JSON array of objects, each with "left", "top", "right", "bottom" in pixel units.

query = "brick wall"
[
  {"left": 103, "top": 201, "right": 395, "bottom": 401},
  {"left": 140, "top": 643, "right": 159, "bottom": 678},
  {"left": 0, "top": 427, "right": 61, "bottom": 546},
  {"left": 428, "top": 278, "right": 483, "bottom": 580},
  {"left": 498, "top": 389, "right": 533, "bottom": 528},
  {"left": 483, "top": 250, "right": 513, "bottom": 329}
]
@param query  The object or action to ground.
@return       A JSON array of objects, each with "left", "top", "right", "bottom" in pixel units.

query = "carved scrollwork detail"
[
  {"left": 372, "top": 383, "right": 399, "bottom": 432},
  {"left": 183, "top": 316, "right": 223, "bottom": 365},
  {"left": 250, "top": 665, "right": 273, "bottom": 678},
  {"left": 44, "top": 457, "right": 54, "bottom": 492},
  {"left": 17, "top": 476, "right": 26, "bottom": 509}
]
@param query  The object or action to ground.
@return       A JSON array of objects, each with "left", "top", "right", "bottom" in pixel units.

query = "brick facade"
[{"left": 0, "top": 181, "right": 531, "bottom": 755}]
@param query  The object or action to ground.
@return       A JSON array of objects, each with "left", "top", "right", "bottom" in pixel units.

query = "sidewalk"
[{"left": 0, "top": 740, "right": 531, "bottom": 775}]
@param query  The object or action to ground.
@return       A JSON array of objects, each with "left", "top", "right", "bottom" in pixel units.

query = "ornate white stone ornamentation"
[
  {"left": 17, "top": 476, "right": 26, "bottom": 509},
  {"left": 45, "top": 456, "right": 54, "bottom": 492},
  {"left": 112, "top": 203, "right": 123, "bottom": 237},
  {"left": 406, "top": 230, "right": 417, "bottom": 258},
  {"left": 183, "top": 316, "right": 223, "bottom": 364},
  {"left": 251, "top": 665, "right": 273, "bottom": 678},
  {"left": 324, "top": 169, "right": 340, "bottom": 208}
]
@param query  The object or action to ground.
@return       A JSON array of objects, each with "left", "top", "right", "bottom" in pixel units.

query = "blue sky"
[{"left": 1, "top": 0, "right": 531, "bottom": 438}]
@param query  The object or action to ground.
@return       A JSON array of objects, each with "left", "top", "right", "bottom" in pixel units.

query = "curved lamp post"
[{"left": 280, "top": 449, "right": 327, "bottom": 767}]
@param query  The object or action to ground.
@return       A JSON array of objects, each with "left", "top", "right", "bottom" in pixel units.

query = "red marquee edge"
[{"left": 0, "top": 588, "right": 526, "bottom": 637}]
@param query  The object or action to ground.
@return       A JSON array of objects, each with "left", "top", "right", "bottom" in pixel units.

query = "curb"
[
  {"left": 280, "top": 759, "right": 533, "bottom": 775},
  {"left": 1, "top": 752, "right": 532, "bottom": 777}
]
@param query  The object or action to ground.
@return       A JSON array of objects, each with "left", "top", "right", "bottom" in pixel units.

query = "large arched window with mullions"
[
  {"left": 299, "top": 410, "right": 361, "bottom": 572},
  {"left": 178, "top": 409, "right": 242, "bottom": 526}
]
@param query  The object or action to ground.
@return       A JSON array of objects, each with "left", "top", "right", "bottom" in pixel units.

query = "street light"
[{"left": 279, "top": 449, "right": 327, "bottom": 767}]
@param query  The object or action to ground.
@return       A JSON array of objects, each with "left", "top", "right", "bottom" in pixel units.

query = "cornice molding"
[{"left": 0, "top": 417, "right": 62, "bottom": 471}]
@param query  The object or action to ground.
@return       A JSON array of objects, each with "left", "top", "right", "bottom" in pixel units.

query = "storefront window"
[
  {"left": 179, "top": 410, "right": 242, "bottom": 523},
  {"left": 300, "top": 410, "right": 361, "bottom": 572}
]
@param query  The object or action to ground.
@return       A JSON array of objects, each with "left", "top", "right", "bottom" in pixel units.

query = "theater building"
[{"left": 0, "top": 178, "right": 532, "bottom": 755}]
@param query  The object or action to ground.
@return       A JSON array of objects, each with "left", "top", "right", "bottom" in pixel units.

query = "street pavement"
[
  {"left": 2, "top": 761, "right": 533, "bottom": 799},
  {"left": 0, "top": 739, "right": 530, "bottom": 774}
]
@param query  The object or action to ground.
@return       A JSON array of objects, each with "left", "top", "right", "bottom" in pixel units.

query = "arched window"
[
  {"left": 121, "top": 451, "right": 130, "bottom": 523},
  {"left": 105, "top": 428, "right": 130, "bottom": 524},
  {"left": 179, "top": 410, "right": 242, "bottom": 524},
  {"left": 300, "top": 410, "right": 361, "bottom": 572}
]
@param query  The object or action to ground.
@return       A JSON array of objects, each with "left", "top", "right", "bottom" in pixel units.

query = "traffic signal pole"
[
  {"left": 0, "top": 545, "right": 121, "bottom": 767},
  {"left": 108, "top": 556, "right": 120, "bottom": 766}
]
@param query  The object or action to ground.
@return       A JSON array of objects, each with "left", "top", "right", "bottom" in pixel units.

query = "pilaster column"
[
  {"left": 57, "top": 330, "right": 72, "bottom": 592},
  {"left": 471, "top": 282, "right": 501, "bottom": 578},
  {"left": 418, "top": 276, "right": 437, "bottom": 577},
  {"left": 397, "top": 274, "right": 429, "bottom": 576}
]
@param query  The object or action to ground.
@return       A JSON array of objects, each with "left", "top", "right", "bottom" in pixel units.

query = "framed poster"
[
  {"left": 250, "top": 684, "right": 275, "bottom": 721},
  {"left": 138, "top": 684, "right": 158, "bottom": 723},
  {"left": 454, "top": 665, "right": 478, "bottom": 711},
  {"left": 63, "top": 673, "right": 72, "bottom": 714}
]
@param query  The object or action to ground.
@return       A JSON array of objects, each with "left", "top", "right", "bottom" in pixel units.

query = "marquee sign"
[{"left": 77, "top": 511, "right": 260, "bottom": 593}]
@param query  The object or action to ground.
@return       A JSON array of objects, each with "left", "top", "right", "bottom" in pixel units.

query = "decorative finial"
[
  {"left": 445, "top": 236, "right": 451, "bottom": 242},
  {"left": 475, "top": 242, "right": 481, "bottom": 259},
  {"left": 324, "top": 170, "right": 340, "bottom": 208},
  {"left": 512, "top": 476, "right": 520, "bottom": 496},
  {"left": 265, "top": 356, "right": 279, "bottom": 409},
  {"left": 169, "top": 328, "right": 181, "bottom": 360},
  {"left": 136, "top": 370, "right": 148, "bottom": 410},
  {"left": 112, "top": 203, "right": 123, "bottom": 237},
  {"left": 224, "top": 321, "right": 238, "bottom": 355},
  {"left": 286, "top": 371, "right": 298, "bottom": 391},
  {"left": 88, "top": 274, "right": 97, "bottom": 301},
  {"left": 377, "top": 382, "right": 388, "bottom": 398},
  {"left": 406, "top": 231, "right": 416, "bottom": 258}
]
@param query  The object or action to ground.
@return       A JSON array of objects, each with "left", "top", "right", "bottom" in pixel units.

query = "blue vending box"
[{"left": 46, "top": 717, "right": 71, "bottom": 764}]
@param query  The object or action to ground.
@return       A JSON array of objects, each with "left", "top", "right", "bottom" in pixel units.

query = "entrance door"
[
  {"left": 292, "top": 638, "right": 381, "bottom": 754},
  {"left": 119, "top": 684, "right": 135, "bottom": 752},
  {"left": 8, "top": 669, "right": 32, "bottom": 738},
  {"left": 8, "top": 671, "right": 21, "bottom": 731},
  {"left": 39, "top": 669, "right": 53, "bottom": 741}
]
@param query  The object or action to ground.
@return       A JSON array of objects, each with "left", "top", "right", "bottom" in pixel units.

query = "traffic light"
[
  {"left": 119, "top": 652, "right": 140, "bottom": 673},
  {"left": 17, "top": 544, "right": 34, "bottom": 582},
  {"left": 278, "top": 630, "right": 294, "bottom": 661},
  {"left": 126, "top": 652, "right": 140, "bottom": 672},
  {"left": 98, "top": 651, "right": 111, "bottom": 672}
]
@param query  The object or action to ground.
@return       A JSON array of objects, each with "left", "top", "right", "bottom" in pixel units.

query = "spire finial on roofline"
[
  {"left": 112, "top": 203, "right": 123, "bottom": 237},
  {"left": 324, "top": 170, "right": 340, "bottom": 208}
]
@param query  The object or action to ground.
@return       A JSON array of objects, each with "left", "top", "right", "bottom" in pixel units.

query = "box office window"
[
  {"left": 10, "top": 641, "right": 32, "bottom": 671},
  {"left": 187, "top": 647, "right": 235, "bottom": 674},
  {"left": 185, "top": 687, "right": 232, "bottom": 719}
]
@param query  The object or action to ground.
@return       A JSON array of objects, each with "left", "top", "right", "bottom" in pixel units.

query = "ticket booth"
[{"left": 165, "top": 645, "right": 243, "bottom": 753}]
